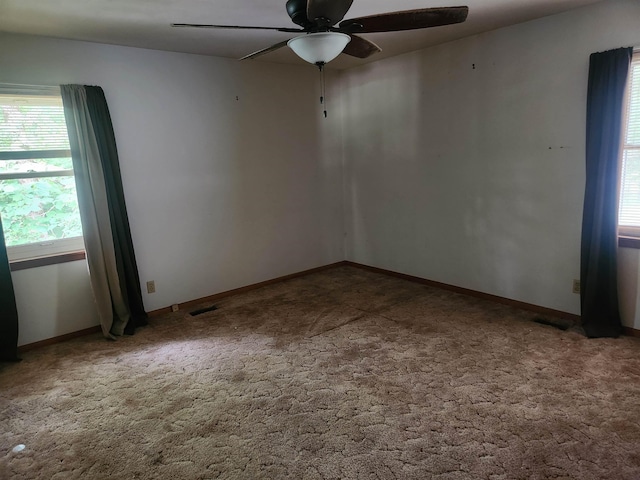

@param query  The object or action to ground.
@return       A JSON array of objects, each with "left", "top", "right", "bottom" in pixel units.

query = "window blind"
[
  {"left": 0, "top": 93, "right": 70, "bottom": 157},
  {"left": 619, "top": 53, "right": 640, "bottom": 230}
]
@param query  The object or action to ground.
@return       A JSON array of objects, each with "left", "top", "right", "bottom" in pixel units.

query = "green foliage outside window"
[{"left": 0, "top": 174, "right": 83, "bottom": 247}]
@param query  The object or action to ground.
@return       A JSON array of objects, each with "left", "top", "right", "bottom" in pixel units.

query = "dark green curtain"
[
  {"left": 0, "top": 215, "right": 20, "bottom": 361},
  {"left": 580, "top": 47, "right": 632, "bottom": 338},
  {"left": 84, "top": 86, "right": 148, "bottom": 334}
]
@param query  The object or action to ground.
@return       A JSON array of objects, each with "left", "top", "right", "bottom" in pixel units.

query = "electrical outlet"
[
  {"left": 572, "top": 279, "right": 580, "bottom": 294},
  {"left": 146, "top": 280, "right": 156, "bottom": 294},
  {"left": 171, "top": 304, "right": 179, "bottom": 312}
]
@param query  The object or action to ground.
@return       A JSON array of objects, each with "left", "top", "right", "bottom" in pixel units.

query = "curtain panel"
[
  {"left": 0, "top": 215, "right": 20, "bottom": 361},
  {"left": 580, "top": 47, "right": 633, "bottom": 338},
  {"left": 61, "top": 85, "right": 147, "bottom": 339}
]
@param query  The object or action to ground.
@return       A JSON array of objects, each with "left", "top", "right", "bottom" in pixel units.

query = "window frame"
[
  {"left": 618, "top": 50, "right": 640, "bottom": 248},
  {"left": 0, "top": 84, "right": 85, "bottom": 266}
]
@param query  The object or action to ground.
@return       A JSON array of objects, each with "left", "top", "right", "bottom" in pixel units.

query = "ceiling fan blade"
[
  {"left": 239, "top": 40, "right": 291, "bottom": 60},
  {"left": 339, "top": 6, "right": 469, "bottom": 33},
  {"left": 342, "top": 34, "right": 381, "bottom": 59},
  {"left": 171, "top": 23, "right": 303, "bottom": 33},
  {"left": 307, "top": 0, "right": 354, "bottom": 26}
]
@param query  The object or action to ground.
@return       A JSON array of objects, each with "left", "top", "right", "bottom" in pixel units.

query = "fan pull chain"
[{"left": 317, "top": 62, "right": 327, "bottom": 118}]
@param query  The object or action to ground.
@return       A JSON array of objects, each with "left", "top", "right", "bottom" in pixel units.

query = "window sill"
[
  {"left": 10, "top": 250, "right": 86, "bottom": 272},
  {"left": 619, "top": 236, "right": 640, "bottom": 249}
]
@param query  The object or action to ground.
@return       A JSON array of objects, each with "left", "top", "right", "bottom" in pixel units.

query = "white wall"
[
  {"left": 11, "top": 261, "right": 100, "bottom": 346},
  {"left": 619, "top": 248, "right": 640, "bottom": 329},
  {"left": 339, "top": 0, "right": 640, "bottom": 325},
  {"left": 1, "top": 33, "right": 345, "bottom": 344}
]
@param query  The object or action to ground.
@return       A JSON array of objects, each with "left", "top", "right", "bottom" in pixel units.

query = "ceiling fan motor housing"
[{"left": 286, "top": 0, "right": 309, "bottom": 27}]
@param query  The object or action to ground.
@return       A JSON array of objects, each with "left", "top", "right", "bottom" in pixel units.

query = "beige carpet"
[{"left": 2, "top": 265, "right": 640, "bottom": 479}]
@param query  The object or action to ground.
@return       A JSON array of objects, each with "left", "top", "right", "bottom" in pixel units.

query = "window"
[
  {"left": 619, "top": 52, "right": 640, "bottom": 239},
  {"left": 0, "top": 85, "right": 84, "bottom": 262}
]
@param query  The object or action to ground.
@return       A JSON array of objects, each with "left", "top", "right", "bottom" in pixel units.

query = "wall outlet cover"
[{"left": 572, "top": 279, "right": 580, "bottom": 295}]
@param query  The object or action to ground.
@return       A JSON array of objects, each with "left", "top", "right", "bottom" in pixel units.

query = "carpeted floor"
[{"left": 2, "top": 265, "right": 640, "bottom": 479}]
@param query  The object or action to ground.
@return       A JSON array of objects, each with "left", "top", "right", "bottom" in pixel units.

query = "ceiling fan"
[{"left": 172, "top": 0, "right": 469, "bottom": 65}]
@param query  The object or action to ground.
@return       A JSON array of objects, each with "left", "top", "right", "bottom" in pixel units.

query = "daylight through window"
[
  {"left": 0, "top": 86, "right": 84, "bottom": 261},
  {"left": 619, "top": 52, "right": 640, "bottom": 238}
]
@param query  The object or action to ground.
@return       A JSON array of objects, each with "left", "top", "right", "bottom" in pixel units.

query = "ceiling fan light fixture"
[{"left": 287, "top": 32, "right": 351, "bottom": 64}]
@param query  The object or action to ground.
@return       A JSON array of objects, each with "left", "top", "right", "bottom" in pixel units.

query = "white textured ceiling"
[{"left": 0, "top": 0, "right": 603, "bottom": 69}]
